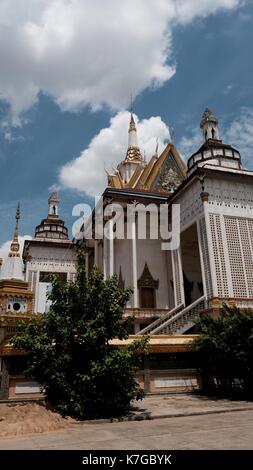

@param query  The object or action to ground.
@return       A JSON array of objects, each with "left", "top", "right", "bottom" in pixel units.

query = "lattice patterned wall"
[
  {"left": 209, "top": 214, "right": 229, "bottom": 297},
  {"left": 175, "top": 180, "right": 203, "bottom": 231},
  {"left": 199, "top": 217, "right": 213, "bottom": 299},
  {"left": 224, "top": 216, "right": 253, "bottom": 298},
  {"left": 28, "top": 270, "right": 37, "bottom": 311}
]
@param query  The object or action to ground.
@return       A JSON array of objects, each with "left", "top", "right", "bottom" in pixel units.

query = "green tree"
[
  {"left": 194, "top": 304, "right": 253, "bottom": 398},
  {"left": 12, "top": 251, "right": 148, "bottom": 419}
]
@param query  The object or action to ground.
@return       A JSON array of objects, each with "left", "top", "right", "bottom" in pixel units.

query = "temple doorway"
[{"left": 181, "top": 223, "right": 203, "bottom": 306}]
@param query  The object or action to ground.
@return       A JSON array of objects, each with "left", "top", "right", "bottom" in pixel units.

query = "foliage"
[
  {"left": 193, "top": 304, "right": 253, "bottom": 398},
  {"left": 12, "top": 251, "right": 148, "bottom": 419}
]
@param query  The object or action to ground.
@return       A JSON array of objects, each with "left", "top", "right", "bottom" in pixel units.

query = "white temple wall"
[
  {"left": 174, "top": 179, "right": 206, "bottom": 304},
  {"left": 114, "top": 238, "right": 132, "bottom": 287},
  {"left": 176, "top": 179, "right": 204, "bottom": 233},
  {"left": 201, "top": 176, "right": 253, "bottom": 299},
  {"left": 24, "top": 244, "right": 76, "bottom": 313},
  {"left": 136, "top": 238, "right": 169, "bottom": 309},
  {"left": 113, "top": 238, "right": 170, "bottom": 309}
]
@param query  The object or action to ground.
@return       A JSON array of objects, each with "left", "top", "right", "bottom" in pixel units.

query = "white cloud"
[
  {"left": 0, "top": 235, "right": 32, "bottom": 265},
  {"left": 59, "top": 111, "right": 171, "bottom": 195},
  {"left": 60, "top": 104, "right": 253, "bottom": 196},
  {"left": 225, "top": 107, "right": 253, "bottom": 166},
  {"left": 0, "top": 0, "right": 242, "bottom": 119}
]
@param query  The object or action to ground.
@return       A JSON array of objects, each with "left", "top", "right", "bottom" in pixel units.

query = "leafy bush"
[
  {"left": 12, "top": 251, "right": 148, "bottom": 419},
  {"left": 194, "top": 304, "right": 253, "bottom": 398}
]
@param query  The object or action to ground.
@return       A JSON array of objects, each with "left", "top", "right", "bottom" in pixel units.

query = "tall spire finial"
[
  {"left": 125, "top": 110, "right": 142, "bottom": 162},
  {"left": 129, "top": 112, "right": 137, "bottom": 133},
  {"left": 48, "top": 192, "right": 59, "bottom": 217},
  {"left": 9, "top": 203, "right": 20, "bottom": 257},
  {"left": 128, "top": 94, "right": 137, "bottom": 133},
  {"left": 200, "top": 108, "right": 220, "bottom": 142},
  {"left": 130, "top": 93, "right": 133, "bottom": 114}
]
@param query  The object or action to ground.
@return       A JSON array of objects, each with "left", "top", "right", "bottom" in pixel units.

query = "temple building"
[
  {"left": 79, "top": 108, "right": 253, "bottom": 392},
  {"left": 2, "top": 107, "right": 253, "bottom": 397},
  {"left": 23, "top": 193, "right": 77, "bottom": 313},
  {"left": 0, "top": 197, "right": 77, "bottom": 399},
  {"left": 0, "top": 206, "right": 35, "bottom": 399}
]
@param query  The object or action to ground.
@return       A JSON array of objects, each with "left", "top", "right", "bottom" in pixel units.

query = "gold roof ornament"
[
  {"left": 9, "top": 203, "right": 20, "bottom": 258},
  {"left": 125, "top": 113, "right": 143, "bottom": 163},
  {"left": 129, "top": 112, "right": 136, "bottom": 133}
]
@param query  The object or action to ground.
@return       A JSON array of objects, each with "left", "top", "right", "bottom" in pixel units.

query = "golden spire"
[
  {"left": 125, "top": 112, "right": 143, "bottom": 162},
  {"left": 129, "top": 113, "right": 137, "bottom": 133},
  {"left": 9, "top": 203, "right": 20, "bottom": 258}
]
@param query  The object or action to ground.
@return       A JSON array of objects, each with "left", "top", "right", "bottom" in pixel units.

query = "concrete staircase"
[
  {"left": 138, "top": 303, "right": 184, "bottom": 335},
  {"left": 138, "top": 296, "right": 206, "bottom": 336}
]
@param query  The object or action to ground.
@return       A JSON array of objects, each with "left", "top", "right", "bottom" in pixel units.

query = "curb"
[{"left": 77, "top": 405, "right": 253, "bottom": 425}]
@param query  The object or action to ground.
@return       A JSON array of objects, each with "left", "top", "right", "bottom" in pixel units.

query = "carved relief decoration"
[{"left": 138, "top": 263, "right": 159, "bottom": 290}]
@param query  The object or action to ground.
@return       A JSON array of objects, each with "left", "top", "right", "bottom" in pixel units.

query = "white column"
[
  {"left": 197, "top": 219, "right": 207, "bottom": 299},
  {"left": 103, "top": 237, "right": 107, "bottom": 279},
  {"left": 35, "top": 270, "right": 40, "bottom": 313},
  {"left": 94, "top": 240, "right": 99, "bottom": 267},
  {"left": 171, "top": 248, "right": 185, "bottom": 307},
  {"left": 203, "top": 202, "right": 218, "bottom": 297},
  {"left": 109, "top": 218, "right": 114, "bottom": 277},
  {"left": 178, "top": 247, "right": 185, "bottom": 305},
  {"left": 131, "top": 217, "right": 139, "bottom": 307}
]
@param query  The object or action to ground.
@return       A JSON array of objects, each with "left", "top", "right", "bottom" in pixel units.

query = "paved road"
[{"left": 0, "top": 410, "right": 253, "bottom": 450}]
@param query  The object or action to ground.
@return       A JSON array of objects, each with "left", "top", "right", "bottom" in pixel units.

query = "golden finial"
[
  {"left": 128, "top": 94, "right": 136, "bottom": 133},
  {"left": 130, "top": 93, "right": 133, "bottom": 114},
  {"left": 129, "top": 113, "right": 136, "bottom": 133},
  {"left": 9, "top": 203, "right": 20, "bottom": 257}
]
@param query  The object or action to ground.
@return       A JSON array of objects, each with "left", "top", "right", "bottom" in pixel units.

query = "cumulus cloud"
[
  {"left": 60, "top": 104, "right": 253, "bottom": 196},
  {"left": 59, "top": 111, "right": 171, "bottom": 195},
  {"left": 0, "top": 0, "right": 242, "bottom": 119},
  {"left": 225, "top": 107, "right": 253, "bottom": 166},
  {"left": 0, "top": 235, "right": 32, "bottom": 265}
]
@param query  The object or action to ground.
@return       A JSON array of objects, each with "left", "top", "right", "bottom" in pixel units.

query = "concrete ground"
[
  {"left": 0, "top": 410, "right": 253, "bottom": 449},
  {"left": 124, "top": 393, "right": 253, "bottom": 420},
  {"left": 0, "top": 394, "right": 253, "bottom": 449}
]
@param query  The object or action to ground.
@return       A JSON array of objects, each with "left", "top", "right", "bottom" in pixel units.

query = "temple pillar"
[
  {"left": 171, "top": 247, "right": 185, "bottom": 307},
  {"left": 109, "top": 219, "right": 114, "bottom": 277},
  {"left": 94, "top": 240, "right": 99, "bottom": 267},
  {"left": 131, "top": 217, "right": 139, "bottom": 307},
  {"left": 103, "top": 237, "right": 107, "bottom": 280}
]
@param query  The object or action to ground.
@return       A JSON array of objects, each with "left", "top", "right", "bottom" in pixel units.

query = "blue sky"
[{"left": 0, "top": 0, "right": 253, "bottom": 250}]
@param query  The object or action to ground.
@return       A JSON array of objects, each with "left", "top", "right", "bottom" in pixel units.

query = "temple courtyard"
[{"left": 0, "top": 395, "right": 253, "bottom": 449}]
